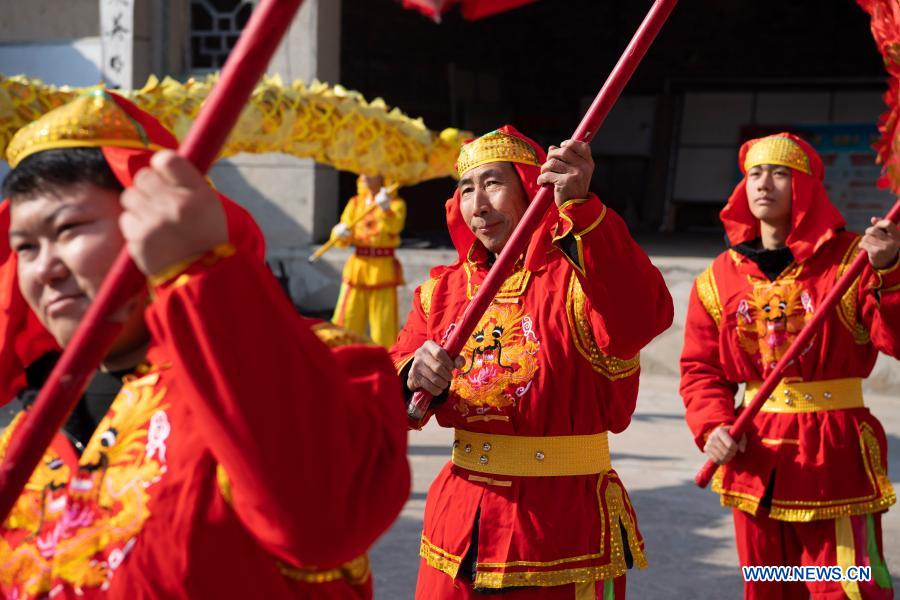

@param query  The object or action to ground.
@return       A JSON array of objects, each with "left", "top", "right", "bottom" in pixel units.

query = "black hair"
[{"left": 2, "top": 147, "right": 123, "bottom": 200}]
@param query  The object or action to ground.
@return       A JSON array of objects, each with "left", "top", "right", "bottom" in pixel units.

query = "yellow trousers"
[{"left": 331, "top": 284, "right": 399, "bottom": 348}]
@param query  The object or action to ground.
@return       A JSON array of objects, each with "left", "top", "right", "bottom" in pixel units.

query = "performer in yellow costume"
[{"left": 331, "top": 175, "right": 406, "bottom": 347}]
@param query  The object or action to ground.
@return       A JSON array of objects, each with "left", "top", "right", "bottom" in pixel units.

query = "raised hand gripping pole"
[
  {"left": 694, "top": 200, "right": 900, "bottom": 488},
  {"left": 0, "top": 0, "right": 307, "bottom": 523},
  {"left": 407, "top": 0, "right": 679, "bottom": 422}
]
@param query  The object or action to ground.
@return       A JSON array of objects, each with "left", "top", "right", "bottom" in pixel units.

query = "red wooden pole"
[
  {"left": 694, "top": 199, "right": 900, "bottom": 488},
  {"left": 407, "top": 0, "right": 679, "bottom": 421},
  {"left": 0, "top": 0, "right": 306, "bottom": 522}
]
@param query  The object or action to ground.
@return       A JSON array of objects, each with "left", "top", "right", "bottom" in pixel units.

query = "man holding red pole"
[
  {"left": 0, "top": 92, "right": 410, "bottom": 598},
  {"left": 680, "top": 132, "right": 900, "bottom": 599},
  {"left": 391, "top": 126, "right": 673, "bottom": 598}
]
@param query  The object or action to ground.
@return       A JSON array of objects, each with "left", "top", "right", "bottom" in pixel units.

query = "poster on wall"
[{"left": 798, "top": 124, "right": 894, "bottom": 233}]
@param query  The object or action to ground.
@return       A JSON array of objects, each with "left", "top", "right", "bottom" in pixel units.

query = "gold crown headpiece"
[
  {"left": 456, "top": 130, "right": 540, "bottom": 177},
  {"left": 743, "top": 135, "right": 811, "bottom": 175},
  {"left": 7, "top": 90, "right": 164, "bottom": 168}
]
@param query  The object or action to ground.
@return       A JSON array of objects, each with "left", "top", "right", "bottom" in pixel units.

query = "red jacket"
[
  {"left": 0, "top": 251, "right": 410, "bottom": 598},
  {"left": 681, "top": 133, "right": 900, "bottom": 522},
  {"left": 391, "top": 186, "right": 673, "bottom": 589}
]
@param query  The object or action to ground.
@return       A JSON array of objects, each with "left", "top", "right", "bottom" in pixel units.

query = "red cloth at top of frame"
[{"left": 401, "top": 0, "right": 537, "bottom": 21}]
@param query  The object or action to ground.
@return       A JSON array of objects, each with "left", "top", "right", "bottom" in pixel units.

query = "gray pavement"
[{"left": 370, "top": 375, "right": 900, "bottom": 599}]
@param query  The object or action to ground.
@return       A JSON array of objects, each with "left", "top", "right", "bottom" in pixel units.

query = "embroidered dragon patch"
[
  {"left": 0, "top": 374, "right": 170, "bottom": 597},
  {"left": 450, "top": 303, "right": 541, "bottom": 415},
  {"left": 736, "top": 281, "right": 814, "bottom": 372}
]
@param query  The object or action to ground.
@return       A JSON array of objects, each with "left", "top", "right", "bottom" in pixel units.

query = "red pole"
[
  {"left": 694, "top": 199, "right": 900, "bottom": 488},
  {"left": 0, "top": 0, "right": 306, "bottom": 522},
  {"left": 407, "top": 0, "right": 679, "bottom": 422}
]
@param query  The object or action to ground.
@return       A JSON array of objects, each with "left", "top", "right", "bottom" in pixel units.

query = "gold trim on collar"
[{"left": 464, "top": 249, "right": 531, "bottom": 300}]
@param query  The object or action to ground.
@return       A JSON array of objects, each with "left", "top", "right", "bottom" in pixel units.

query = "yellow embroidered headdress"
[
  {"left": 6, "top": 90, "right": 166, "bottom": 168},
  {"left": 723, "top": 132, "right": 845, "bottom": 266},
  {"left": 456, "top": 129, "right": 541, "bottom": 177},
  {"left": 743, "top": 135, "right": 812, "bottom": 175}
]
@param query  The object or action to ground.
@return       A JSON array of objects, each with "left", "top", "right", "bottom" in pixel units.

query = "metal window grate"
[{"left": 188, "top": 0, "right": 254, "bottom": 71}]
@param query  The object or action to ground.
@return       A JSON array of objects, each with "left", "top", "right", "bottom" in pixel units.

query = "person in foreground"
[
  {"left": 391, "top": 126, "right": 674, "bottom": 598},
  {"left": 680, "top": 132, "right": 899, "bottom": 599},
  {"left": 0, "top": 91, "right": 410, "bottom": 599}
]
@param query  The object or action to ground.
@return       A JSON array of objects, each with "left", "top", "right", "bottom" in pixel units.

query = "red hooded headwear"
[
  {"left": 0, "top": 91, "right": 265, "bottom": 404},
  {"left": 720, "top": 132, "right": 846, "bottom": 264},
  {"left": 444, "top": 124, "right": 553, "bottom": 272}
]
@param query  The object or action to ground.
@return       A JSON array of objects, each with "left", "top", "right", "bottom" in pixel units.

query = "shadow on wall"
[{"left": 208, "top": 158, "right": 344, "bottom": 319}]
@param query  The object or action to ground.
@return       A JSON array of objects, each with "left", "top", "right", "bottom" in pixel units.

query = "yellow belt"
[
  {"left": 451, "top": 430, "right": 611, "bottom": 477},
  {"left": 743, "top": 378, "right": 864, "bottom": 413}
]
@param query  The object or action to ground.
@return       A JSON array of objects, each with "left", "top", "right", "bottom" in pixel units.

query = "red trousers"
[
  {"left": 733, "top": 508, "right": 893, "bottom": 599},
  {"left": 415, "top": 559, "right": 626, "bottom": 599}
]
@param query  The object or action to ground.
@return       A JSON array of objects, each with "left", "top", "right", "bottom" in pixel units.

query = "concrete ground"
[{"left": 370, "top": 374, "right": 900, "bottom": 599}]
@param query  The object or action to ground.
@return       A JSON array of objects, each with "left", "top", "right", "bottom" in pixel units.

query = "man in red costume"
[
  {"left": 390, "top": 126, "right": 674, "bottom": 598},
  {"left": 0, "top": 91, "right": 410, "bottom": 599},
  {"left": 680, "top": 133, "right": 900, "bottom": 599}
]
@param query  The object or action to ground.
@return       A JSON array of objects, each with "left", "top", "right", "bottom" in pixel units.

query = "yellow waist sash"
[
  {"left": 451, "top": 430, "right": 610, "bottom": 477},
  {"left": 743, "top": 378, "right": 864, "bottom": 413}
]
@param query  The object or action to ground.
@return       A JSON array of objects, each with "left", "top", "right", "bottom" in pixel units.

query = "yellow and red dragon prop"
[{"left": 0, "top": 73, "right": 468, "bottom": 185}]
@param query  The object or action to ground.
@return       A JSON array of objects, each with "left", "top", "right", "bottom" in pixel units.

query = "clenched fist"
[
  {"left": 407, "top": 340, "right": 465, "bottom": 396},
  {"left": 119, "top": 150, "right": 227, "bottom": 277}
]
